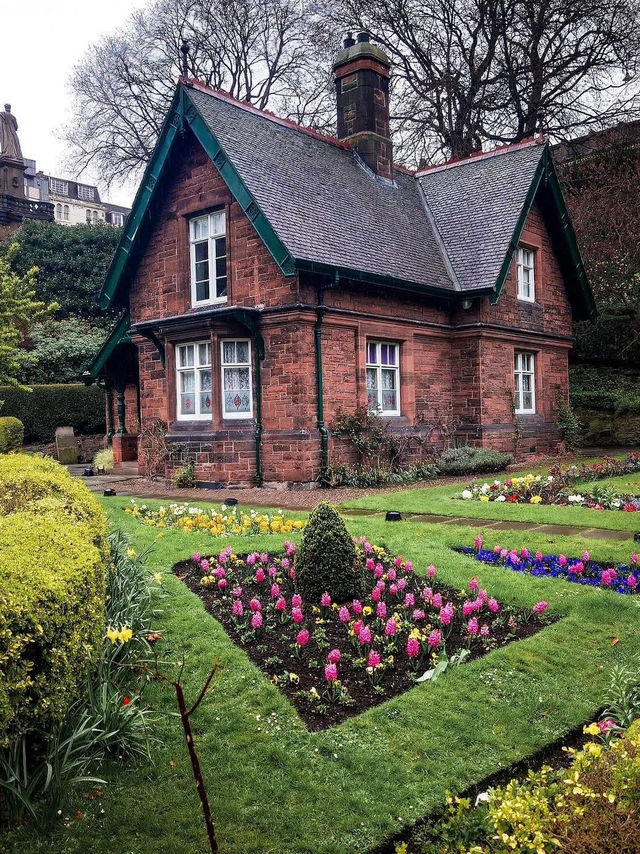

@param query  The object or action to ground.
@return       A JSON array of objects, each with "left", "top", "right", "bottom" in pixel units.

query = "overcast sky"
[{"left": 2, "top": 0, "right": 148, "bottom": 207}]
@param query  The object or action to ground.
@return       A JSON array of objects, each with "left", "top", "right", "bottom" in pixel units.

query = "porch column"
[{"left": 116, "top": 385, "right": 127, "bottom": 434}]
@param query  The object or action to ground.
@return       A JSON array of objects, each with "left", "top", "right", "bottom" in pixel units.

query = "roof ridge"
[
  {"left": 184, "top": 78, "right": 351, "bottom": 151},
  {"left": 415, "top": 137, "right": 544, "bottom": 177}
]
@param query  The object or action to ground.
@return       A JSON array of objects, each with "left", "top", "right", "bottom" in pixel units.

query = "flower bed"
[
  {"left": 173, "top": 538, "right": 551, "bottom": 729},
  {"left": 459, "top": 537, "right": 640, "bottom": 594},
  {"left": 460, "top": 454, "right": 640, "bottom": 511},
  {"left": 125, "top": 499, "right": 305, "bottom": 536}
]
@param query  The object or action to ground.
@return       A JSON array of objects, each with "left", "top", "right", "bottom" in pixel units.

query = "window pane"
[
  {"left": 235, "top": 341, "right": 249, "bottom": 364},
  {"left": 224, "top": 366, "right": 250, "bottom": 391},
  {"left": 366, "top": 367, "right": 378, "bottom": 409},
  {"left": 387, "top": 345, "right": 397, "bottom": 366},
  {"left": 200, "top": 368, "right": 212, "bottom": 392},
  {"left": 222, "top": 341, "right": 236, "bottom": 364},
  {"left": 181, "top": 371, "right": 195, "bottom": 392},
  {"left": 224, "top": 368, "right": 251, "bottom": 414},
  {"left": 196, "top": 280, "right": 210, "bottom": 302},
  {"left": 211, "top": 211, "right": 225, "bottom": 235},
  {"left": 198, "top": 342, "right": 211, "bottom": 366},
  {"left": 194, "top": 241, "right": 208, "bottom": 264},
  {"left": 522, "top": 391, "right": 533, "bottom": 410},
  {"left": 180, "top": 393, "right": 195, "bottom": 415},
  {"left": 382, "top": 389, "right": 397, "bottom": 411},
  {"left": 179, "top": 345, "right": 194, "bottom": 368},
  {"left": 366, "top": 367, "right": 378, "bottom": 391},
  {"left": 367, "top": 343, "right": 377, "bottom": 364},
  {"left": 191, "top": 217, "right": 209, "bottom": 240}
]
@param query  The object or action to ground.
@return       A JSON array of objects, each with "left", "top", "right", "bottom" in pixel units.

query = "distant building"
[{"left": 21, "top": 159, "right": 130, "bottom": 227}]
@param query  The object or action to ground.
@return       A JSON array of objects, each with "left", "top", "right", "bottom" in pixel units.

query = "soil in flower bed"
[
  {"left": 457, "top": 543, "right": 640, "bottom": 595},
  {"left": 173, "top": 541, "right": 551, "bottom": 730}
]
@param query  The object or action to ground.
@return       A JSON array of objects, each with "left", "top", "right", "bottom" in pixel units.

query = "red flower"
[
  {"left": 624, "top": 504, "right": 637, "bottom": 512},
  {"left": 122, "top": 696, "right": 131, "bottom": 706},
  {"left": 507, "top": 495, "right": 519, "bottom": 503}
]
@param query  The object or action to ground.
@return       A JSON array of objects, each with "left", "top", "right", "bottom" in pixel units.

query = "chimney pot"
[
  {"left": 356, "top": 31, "right": 370, "bottom": 43},
  {"left": 343, "top": 32, "right": 356, "bottom": 48}
]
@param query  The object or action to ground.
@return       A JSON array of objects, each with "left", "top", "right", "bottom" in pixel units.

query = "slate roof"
[
  {"left": 416, "top": 142, "right": 545, "bottom": 292},
  {"left": 186, "top": 86, "right": 455, "bottom": 292}
]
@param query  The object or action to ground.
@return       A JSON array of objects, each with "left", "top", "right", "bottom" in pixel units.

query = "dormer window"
[
  {"left": 189, "top": 211, "right": 227, "bottom": 306},
  {"left": 516, "top": 246, "right": 535, "bottom": 302},
  {"left": 77, "top": 184, "right": 95, "bottom": 201},
  {"left": 49, "top": 178, "right": 68, "bottom": 196}
]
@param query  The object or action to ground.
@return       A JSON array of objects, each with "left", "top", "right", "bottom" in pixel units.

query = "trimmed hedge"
[
  {"left": 0, "top": 383, "right": 105, "bottom": 443},
  {"left": 437, "top": 446, "right": 513, "bottom": 475},
  {"left": 0, "top": 416, "right": 23, "bottom": 453},
  {"left": 0, "top": 456, "right": 107, "bottom": 743}
]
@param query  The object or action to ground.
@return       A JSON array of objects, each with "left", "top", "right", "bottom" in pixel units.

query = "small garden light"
[
  {"left": 83, "top": 467, "right": 94, "bottom": 477},
  {"left": 224, "top": 497, "right": 238, "bottom": 506},
  {"left": 385, "top": 511, "right": 402, "bottom": 522},
  {"left": 634, "top": 532, "right": 640, "bottom": 542},
  {"left": 103, "top": 489, "right": 116, "bottom": 497}
]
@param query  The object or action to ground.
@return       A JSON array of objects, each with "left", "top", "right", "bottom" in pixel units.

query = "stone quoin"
[{"left": 87, "top": 34, "right": 594, "bottom": 487}]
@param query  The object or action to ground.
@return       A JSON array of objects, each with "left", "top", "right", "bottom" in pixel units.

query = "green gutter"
[{"left": 314, "top": 285, "right": 330, "bottom": 480}]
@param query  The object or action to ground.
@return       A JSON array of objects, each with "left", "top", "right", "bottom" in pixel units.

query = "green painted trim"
[
  {"left": 86, "top": 311, "right": 131, "bottom": 380},
  {"left": 490, "top": 145, "right": 595, "bottom": 318},
  {"left": 98, "top": 88, "right": 184, "bottom": 309},
  {"left": 183, "top": 90, "right": 296, "bottom": 278}
]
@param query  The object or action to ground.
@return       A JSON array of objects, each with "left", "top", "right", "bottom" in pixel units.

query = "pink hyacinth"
[
  {"left": 500, "top": 549, "right": 508, "bottom": 559},
  {"left": 231, "top": 600, "right": 244, "bottom": 617},
  {"left": 601, "top": 569, "right": 617, "bottom": 586},
  {"left": 467, "top": 617, "right": 479, "bottom": 636},
  {"left": 363, "top": 541, "right": 373, "bottom": 554},
  {"left": 218, "top": 578, "right": 228, "bottom": 590},
  {"left": 292, "top": 607, "right": 304, "bottom": 624},
  {"left": 439, "top": 603, "right": 454, "bottom": 626},
  {"left": 359, "top": 625, "right": 372, "bottom": 645},
  {"left": 632, "top": 553, "right": 639, "bottom": 565},
  {"left": 327, "top": 648, "right": 341, "bottom": 664},
  {"left": 371, "top": 587, "right": 382, "bottom": 603},
  {"left": 384, "top": 618, "right": 397, "bottom": 637},
  {"left": 389, "top": 583, "right": 398, "bottom": 596},
  {"left": 324, "top": 663, "right": 338, "bottom": 682},
  {"left": 260, "top": 553, "right": 268, "bottom": 564},
  {"left": 521, "top": 547, "right": 530, "bottom": 559},
  {"left": 376, "top": 579, "right": 386, "bottom": 590},
  {"left": 339, "top": 606, "right": 351, "bottom": 623},
  {"left": 191, "top": 552, "right": 201, "bottom": 563},
  {"left": 474, "top": 535, "right": 483, "bottom": 551},
  {"left": 422, "top": 586, "right": 433, "bottom": 600},
  {"left": 533, "top": 601, "right": 548, "bottom": 614},
  {"left": 366, "top": 557, "right": 375, "bottom": 570},
  {"left": 405, "top": 561, "right": 413, "bottom": 573},
  {"left": 200, "top": 559, "right": 210, "bottom": 573},
  {"left": 462, "top": 601, "right": 475, "bottom": 617},
  {"left": 569, "top": 561, "right": 584, "bottom": 575},
  {"left": 597, "top": 719, "right": 616, "bottom": 734},
  {"left": 353, "top": 619, "right": 364, "bottom": 636},
  {"left": 388, "top": 568, "right": 397, "bottom": 581},
  {"left": 291, "top": 593, "right": 302, "bottom": 608},
  {"left": 508, "top": 616, "right": 516, "bottom": 629},
  {"left": 432, "top": 593, "right": 443, "bottom": 609},
  {"left": 374, "top": 564, "right": 384, "bottom": 579},
  {"left": 480, "top": 624, "right": 490, "bottom": 637},
  {"left": 426, "top": 565, "right": 436, "bottom": 579},
  {"left": 289, "top": 569, "right": 296, "bottom": 580},
  {"left": 397, "top": 578, "right": 407, "bottom": 591},
  {"left": 251, "top": 612, "right": 263, "bottom": 629},
  {"left": 270, "top": 583, "right": 280, "bottom": 598},
  {"left": 478, "top": 589, "right": 488, "bottom": 603},
  {"left": 268, "top": 565, "right": 278, "bottom": 578},
  {"left": 488, "top": 598, "right": 500, "bottom": 613},
  {"left": 246, "top": 554, "right": 257, "bottom": 566},
  {"left": 368, "top": 650, "right": 381, "bottom": 669},
  {"left": 320, "top": 592, "right": 331, "bottom": 608},
  {"left": 469, "top": 577, "right": 479, "bottom": 592},
  {"left": 255, "top": 568, "right": 265, "bottom": 583},
  {"left": 558, "top": 554, "right": 567, "bottom": 567},
  {"left": 352, "top": 600, "right": 363, "bottom": 614},
  {"left": 404, "top": 592, "right": 415, "bottom": 609},
  {"left": 493, "top": 544, "right": 501, "bottom": 554},
  {"left": 427, "top": 629, "right": 442, "bottom": 648},
  {"left": 376, "top": 602, "right": 387, "bottom": 620},
  {"left": 395, "top": 556, "right": 403, "bottom": 568},
  {"left": 281, "top": 558, "right": 290, "bottom": 570},
  {"left": 296, "top": 629, "right": 310, "bottom": 646},
  {"left": 249, "top": 598, "right": 262, "bottom": 613},
  {"left": 232, "top": 585, "right": 243, "bottom": 598},
  {"left": 535, "top": 551, "right": 543, "bottom": 562},
  {"left": 412, "top": 609, "right": 426, "bottom": 622},
  {"left": 275, "top": 596, "right": 287, "bottom": 612},
  {"left": 582, "top": 551, "right": 590, "bottom": 562},
  {"left": 627, "top": 574, "right": 638, "bottom": 588},
  {"left": 406, "top": 637, "right": 420, "bottom": 658}
]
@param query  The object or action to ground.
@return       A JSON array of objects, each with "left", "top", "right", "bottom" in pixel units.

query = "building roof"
[
  {"left": 553, "top": 119, "right": 640, "bottom": 163},
  {"left": 98, "top": 80, "right": 594, "bottom": 317}
]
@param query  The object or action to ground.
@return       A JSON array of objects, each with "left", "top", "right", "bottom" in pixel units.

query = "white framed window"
[
  {"left": 514, "top": 351, "right": 535, "bottom": 414},
  {"left": 189, "top": 211, "right": 227, "bottom": 306},
  {"left": 77, "top": 184, "right": 95, "bottom": 201},
  {"left": 221, "top": 339, "right": 252, "bottom": 419},
  {"left": 366, "top": 340, "right": 400, "bottom": 415},
  {"left": 111, "top": 212, "right": 124, "bottom": 227},
  {"left": 516, "top": 246, "right": 535, "bottom": 302},
  {"left": 86, "top": 209, "right": 92, "bottom": 223},
  {"left": 176, "top": 341, "right": 213, "bottom": 420},
  {"left": 63, "top": 204, "right": 69, "bottom": 221},
  {"left": 55, "top": 203, "right": 62, "bottom": 219},
  {"left": 92, "top": 210, "right": 99, "bottom": 224},
  {"left": 49, "top": 178, "right": 68, "bottom": 196}
]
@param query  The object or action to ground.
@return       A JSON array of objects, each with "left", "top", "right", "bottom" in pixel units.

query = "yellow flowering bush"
[
  {"left": 125, "top": 499, "right": 305, "bottom": 537},
  {"left": 0, "top": 455, "right": 107, "bottom": 744}
]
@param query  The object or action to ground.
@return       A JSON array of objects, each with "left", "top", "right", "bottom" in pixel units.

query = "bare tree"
[
  {"left": 333, "top": 0, "right": 640, "bottom": 160},
  {"left": 65, "top": 0, "right": 334, "bottom": 185}
]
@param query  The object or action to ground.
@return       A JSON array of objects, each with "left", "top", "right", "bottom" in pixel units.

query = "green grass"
[
  {"left": 342, "top": 472, "right": 640, "bottom": 532},
  {"left": 4, "top": 495, "right": 640, "bottom": 854}
]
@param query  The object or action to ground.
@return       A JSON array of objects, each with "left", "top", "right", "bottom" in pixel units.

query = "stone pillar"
[{"left": 116, "top": 387, "right": 127, "bottom": 434}]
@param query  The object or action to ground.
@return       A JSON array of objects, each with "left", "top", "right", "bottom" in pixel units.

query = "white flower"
[
  {"left": 475, "top": 791, "right": 491, "bottom": 806},
  {"left": 494, "top": 480, "right": 501, "bottom": 486},
  {"left": 495, "top": 495, "right": 506, "bottom": 502},
  {"left": 461, "top": 489, "right": 473, "bottom": 500},
  {"left": 480, "top": 483, "right": 490, "bottom": 494}
]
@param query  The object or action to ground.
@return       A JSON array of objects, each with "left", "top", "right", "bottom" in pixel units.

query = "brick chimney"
[{"left": 333, "top": 32, "right": 392, "bottom": 179}]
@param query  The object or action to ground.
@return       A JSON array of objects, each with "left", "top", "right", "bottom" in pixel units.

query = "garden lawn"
[
  {"left": 4, "top": 495, "right": 640, "bottom": 854},
  {"left": 342, "top": 472, "right": 640, "bottom": 532}
]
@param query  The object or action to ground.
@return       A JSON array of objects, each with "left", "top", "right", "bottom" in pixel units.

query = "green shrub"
[
  {"left": 556, "top": 396, "right": 583, "bottom": 451},
  {"left": 295, "top": 502, "right": 362, "bottom": 603},
  {"left": 322, "top": 462, "right": 439, "bottom": 487},
  {"left": 93, "top": 447, "right": 114, "bottom": 472},
  {"left": 0, "top": 511, "right": 106, "bottom": 744},
  {"left": 438, "top": 446, "right": 513, "bottom": 475},
  {"left": 173, "top": 462, "right": 196, "bottom": 488},
  {"left": 0, "top": 454, "right": 108, "bottom": 555},
  {"left": 0, "top": 417, "right": 23, "bottom": 453},
  {"left": 0, "top": 383, "right": 105, "bottom": 442}
]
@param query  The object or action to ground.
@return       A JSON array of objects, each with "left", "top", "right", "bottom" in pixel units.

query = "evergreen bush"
[
  {"left": 0, "top": 417, "right": 23, "bottom": 453},
  {"left": 438, "top": 446, "right": 513, "bottom": 475},
  {"left": 0, "top": 383, "right": 105, "bottom": 442},
  {"left": 295, "top": 502, "right": 362, "bottom": 603}
]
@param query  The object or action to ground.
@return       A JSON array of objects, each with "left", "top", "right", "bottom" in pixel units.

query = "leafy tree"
[
  {"left": 3, "top": 219, "right": 120, "bottom": 320},
  {"left": 17, "top": 316, "right": 112, "bottom": 385},
  {"left": 0, "top": 244, "right": 55, "bottom": 387}
]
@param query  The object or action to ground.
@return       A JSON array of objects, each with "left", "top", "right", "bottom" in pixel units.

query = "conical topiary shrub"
[{"left": 295, "top": 502, "right": 363, "bottom": 603}]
